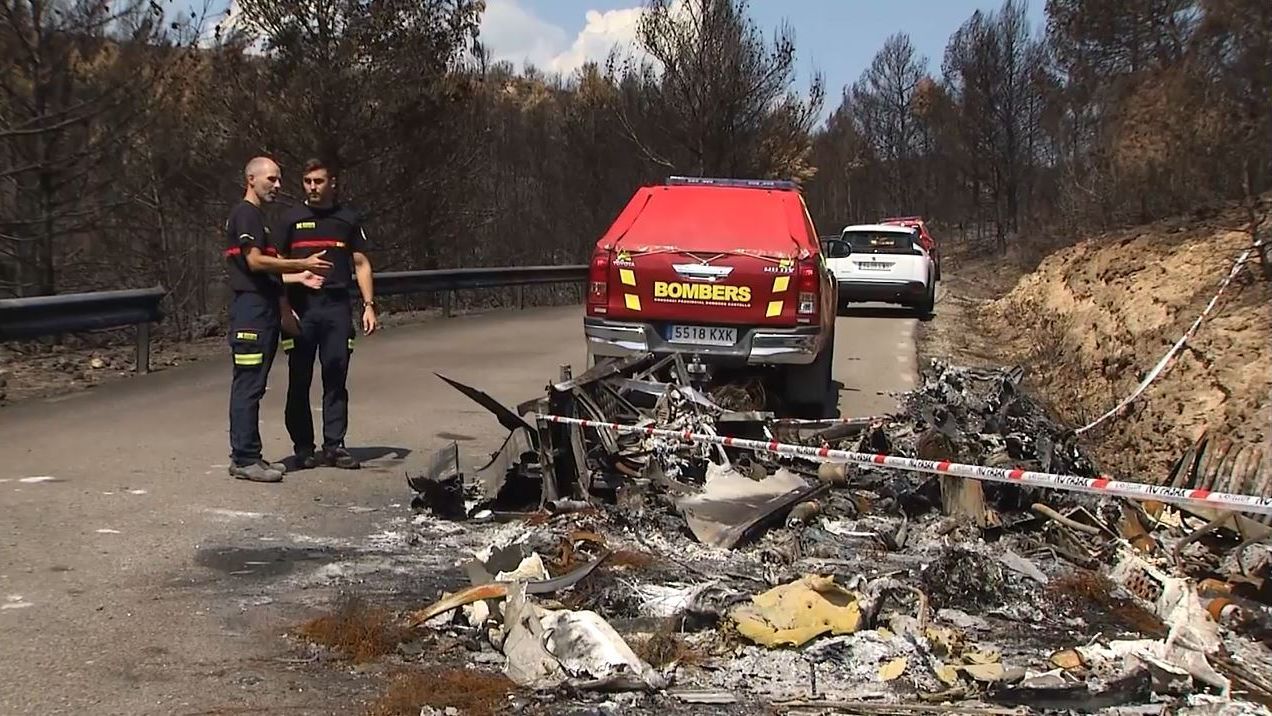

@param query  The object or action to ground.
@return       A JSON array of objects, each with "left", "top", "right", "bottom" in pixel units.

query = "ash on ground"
[{"left": 384, "top": 355, "right": 1272, "bottom": 714}]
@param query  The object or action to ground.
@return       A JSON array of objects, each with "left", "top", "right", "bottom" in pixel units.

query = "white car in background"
[{"left": 821, "top": 223, "right": 936, "bottom": 315}]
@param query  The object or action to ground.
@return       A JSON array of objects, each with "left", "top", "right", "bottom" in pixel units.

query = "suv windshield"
[{"left": 842, "top": 231, "right": 920, "bottom": 254}]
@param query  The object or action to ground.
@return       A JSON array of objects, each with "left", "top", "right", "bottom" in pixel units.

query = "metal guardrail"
[
  {"left": 375, "top": 265, "right": 588, "bottom": 315},
  {"left": 0, "top": 265, "right": 588, "bottom": 375},
  {"left": 374, "top": 265, "right": 588, "bottom": 296},
  {"left": 0, "top": 286, "right": 168, "bottom": 374}
]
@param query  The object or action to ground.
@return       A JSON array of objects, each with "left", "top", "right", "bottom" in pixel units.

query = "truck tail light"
[
  {"left": 797, "top": 258, "right": 818, "bottom": 317},
  {"left": 587, "top": 248, "right": 611, "bottom": 315}
]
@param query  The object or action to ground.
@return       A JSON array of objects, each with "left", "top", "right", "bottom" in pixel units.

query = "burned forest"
[{"left": 2, "top": 0, "right": 1270, "bottom": 308}]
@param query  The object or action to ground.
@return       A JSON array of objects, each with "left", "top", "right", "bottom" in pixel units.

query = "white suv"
[{"left": 822, "top": 223, "right": 936, "bottom": 315}]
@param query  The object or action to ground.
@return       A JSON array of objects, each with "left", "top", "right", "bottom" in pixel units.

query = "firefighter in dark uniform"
[
  {"left": 224, "top": 156, "right": 331, "bottom": 483},
  {"left": 275, "top": 158, "right": 379, "bottom": 470}
]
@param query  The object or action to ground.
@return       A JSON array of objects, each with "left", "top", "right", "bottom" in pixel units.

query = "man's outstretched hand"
[
  {"left": 362, "top": 305, "right": 379, "bottom": 335},
  {"left": 300, "top": 250, "right": 333, "bottom": 272}
]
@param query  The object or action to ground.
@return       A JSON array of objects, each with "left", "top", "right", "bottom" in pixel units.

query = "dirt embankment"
[{"left": 922, "top": 202, "right": 1271, "bottom": 481}]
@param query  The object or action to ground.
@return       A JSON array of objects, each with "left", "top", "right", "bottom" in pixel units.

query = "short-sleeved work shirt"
[
  {"left": 274, "top": 203, "right": 367, "bottom": 295},
  {"left": 224, "top": 200, "right": 281, "bottom": 295}
]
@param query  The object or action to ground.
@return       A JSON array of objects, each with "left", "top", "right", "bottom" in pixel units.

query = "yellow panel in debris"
[
  {"left": 1051, "top": 649, "right": 1084, "bottom": 670},
  {"left": 766, "top": 300, "right": 783, "bottom": 317},
  {"left": 624, "top": 293, "right": 641, "bottom": 311},
  {"left": 960, "top": 662, "right": 1007, "bottom": 682},
  {"left": 925, "top": 626, "right": 962, "bottom": 657},
  {"left": 772, "top": 275, "right": 790, "bottom": 293},
  {"left": 729, "top": 574, "right": 862, "bottom": 648},
  {"left": 878, "top": 657, "right": 907, "bottom": 681},
  {"left": 962, "top": 649, "right": 1001, "bottom": 665},
  {"left": 934, "top": 662, "right": 961, "bottom": 686},
  {"left": 619, "top": 268, "right": 636, "bottom": 286}
]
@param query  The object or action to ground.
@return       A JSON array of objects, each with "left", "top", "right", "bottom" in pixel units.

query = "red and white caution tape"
[
  {"left": 1076, "top": 238, "right": 1265, "bottom": 435},
  {"left": 536, "top": 413, "right": 1272, "bottom": 518}
]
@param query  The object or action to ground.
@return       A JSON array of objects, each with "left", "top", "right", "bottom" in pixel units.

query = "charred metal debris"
[{"left": 402, "top": 355, "right": 1272, "bottom": 714}]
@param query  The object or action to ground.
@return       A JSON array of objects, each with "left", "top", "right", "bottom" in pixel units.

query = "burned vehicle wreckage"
[{"left": 403, "top": 352, "right": 1272, "bottom": 714}]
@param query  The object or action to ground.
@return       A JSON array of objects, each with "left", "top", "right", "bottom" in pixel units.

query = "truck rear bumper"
[{"left": 584, "top": 317, "right": 822, "bottom": 366}]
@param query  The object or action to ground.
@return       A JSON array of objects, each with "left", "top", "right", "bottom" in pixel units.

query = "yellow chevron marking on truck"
[
  {"left": 619, "top": 268, "right": 636, "bottom": 287},
  {"left": 624, "top": 293, "right": 641, "bottom": 311},
  {"left": 766, "top": 300, "right": 784, "bottom": 317},
  {"left": 772, "top": 276, "right": 790, "bottom": 293}
]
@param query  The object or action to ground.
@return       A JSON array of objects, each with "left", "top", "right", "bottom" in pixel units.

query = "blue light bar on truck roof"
[{"left": 666, "top": 176, "right": 799, "bottom": 190}]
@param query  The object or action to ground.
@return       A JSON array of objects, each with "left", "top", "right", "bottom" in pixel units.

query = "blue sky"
[{"left": 479, "top": 0, "right": 1049, "bottom": 112}]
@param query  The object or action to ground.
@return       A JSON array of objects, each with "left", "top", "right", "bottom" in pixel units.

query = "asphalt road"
[{"left": 0, "top": 302, "right": 919, "bottom": 715}]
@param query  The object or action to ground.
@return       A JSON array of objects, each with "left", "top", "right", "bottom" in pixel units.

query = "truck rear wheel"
[{"left": 780, "top": 332, "right": 837, "bottom": 419}]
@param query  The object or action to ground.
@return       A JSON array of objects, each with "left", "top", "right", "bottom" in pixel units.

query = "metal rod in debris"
[
  {"left": 770, "top": 415, "right": 892, "bottom": 426},
  {"left": 535, "top": 414, "right": 1272, "bottom": 518}
]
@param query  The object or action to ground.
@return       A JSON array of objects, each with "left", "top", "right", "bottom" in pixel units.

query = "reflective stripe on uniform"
[
  {"left": 225, "top": 247, "right": 278, "bottom": 257},
  {"left": 234, "top": 353, "right": 264, "bottom": 366},
  {"left": 291, "top": 239, "right": 346, "bottom": 249},
  {"left": 236, "top": 331, "right": 258, "bottom": 341},
  {"left": 347, "top": 338, "right": 355, "bottom": 350},
  {"left": 281, "top": 338, "right": 295, "bottom": 351}
]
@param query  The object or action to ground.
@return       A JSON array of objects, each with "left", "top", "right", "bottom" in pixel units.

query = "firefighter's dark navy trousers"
[
  {"left": 228, "top": 290, "right": 280, "bottom": 466},
  {"left": 283, "top": 289, "right": 355, "bottom": 455}
]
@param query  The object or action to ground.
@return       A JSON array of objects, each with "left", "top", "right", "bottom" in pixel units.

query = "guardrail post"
[
  {"left": 135, "top": 322, "right": 151, "bottom": 375},
  {"left": 515, "top": 285, "right": 525, "bottom": 310},
  {"left": 442, "top": 291, "right": 453, "bottom": 318}
]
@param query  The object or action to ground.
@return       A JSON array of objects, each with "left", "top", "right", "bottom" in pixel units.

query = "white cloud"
[
  {"left": 547, "top": 7, "right": 645, "bottom": 74},
  {"left": 479, "top": 0, "right": 570, "bottom": 70},
  {"left": 196, "top": 0, "right": 265, "bottom": 53},
  {"left": 479, "top": 0, "right": 655, "bottom": 77}
]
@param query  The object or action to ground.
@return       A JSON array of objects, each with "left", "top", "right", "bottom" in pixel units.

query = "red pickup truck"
[
  {"left": 880, "top": 215, "right": 941, "bottom": 280},
  {"left": 584, "top": 176, "right": 838, "bottom": 418}
]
